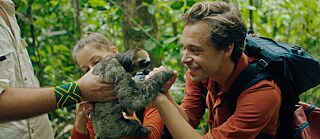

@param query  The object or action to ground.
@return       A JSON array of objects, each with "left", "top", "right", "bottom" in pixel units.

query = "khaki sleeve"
[
  {"left": 0, "top": 79, "right": 9, "bottom": 94},
  {"left": 0, "top": 39, "right": 14, "bottom": 94}
]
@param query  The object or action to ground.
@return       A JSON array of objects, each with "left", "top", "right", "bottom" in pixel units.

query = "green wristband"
[{"left": 53, "top": 81, "right": 82, "bottom": 108}]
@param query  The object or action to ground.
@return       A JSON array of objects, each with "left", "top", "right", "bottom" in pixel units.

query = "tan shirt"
[{"left": 0, "top": 0, "right": 54, "bottom": 138}]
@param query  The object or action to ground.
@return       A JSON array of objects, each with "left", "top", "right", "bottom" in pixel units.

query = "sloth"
[{"left": 91, "top": 48, "right": 174, "bottom": 139}]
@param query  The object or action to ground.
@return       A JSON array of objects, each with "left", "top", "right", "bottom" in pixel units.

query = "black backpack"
[{"left": 202, "top": 33, "right": 320, "bottom": 138}]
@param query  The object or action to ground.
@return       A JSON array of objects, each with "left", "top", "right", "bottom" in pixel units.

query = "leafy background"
[{"left": 13, "top": 0, "right": 319, "bottom": 138}]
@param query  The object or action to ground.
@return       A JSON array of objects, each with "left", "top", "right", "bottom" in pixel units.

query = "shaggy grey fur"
[{"left": 91, "top": 49, "right": 173, "bottom": 139}]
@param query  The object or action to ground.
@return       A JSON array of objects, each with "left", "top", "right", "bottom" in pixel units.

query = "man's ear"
[
  {"left": 111, "top": 46, "right": 118, "bottom": 53},
  {"left": 224, "top": 43, "right": 234, "bottom": 57}
]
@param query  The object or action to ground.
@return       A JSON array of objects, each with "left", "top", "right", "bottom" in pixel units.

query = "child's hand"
[{"left": 74, "top": 101, "right": 93, "bottom": 134}]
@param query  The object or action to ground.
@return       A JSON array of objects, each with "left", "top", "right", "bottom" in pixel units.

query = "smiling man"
[{"left": 149, "top": 1, "right": 282, "bottom": 139}]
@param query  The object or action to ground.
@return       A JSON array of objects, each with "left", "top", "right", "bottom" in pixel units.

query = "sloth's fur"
[{"left": 91, "top": 48, "right": 173, "bottom": 139}]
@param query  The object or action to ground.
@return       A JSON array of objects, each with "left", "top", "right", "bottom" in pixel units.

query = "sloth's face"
[
  {"left": 119, "top": 48, "right": 151, "bottom": 73},
  {"left": 131, "top": 49, "right": 151, "bottom": 72}
]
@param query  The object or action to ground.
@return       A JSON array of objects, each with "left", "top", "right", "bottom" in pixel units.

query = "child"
[{"left": 71, "top": 32, "right": 165, "bottom": 139}]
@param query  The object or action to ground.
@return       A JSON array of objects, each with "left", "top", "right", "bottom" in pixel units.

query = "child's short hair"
[{"left": 72, "top": 32, "right": 114, "bottom": 62}]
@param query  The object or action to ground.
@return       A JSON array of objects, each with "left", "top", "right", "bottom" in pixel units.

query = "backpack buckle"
[
  {"left": 256, "top": 59, "right": 269, "bottom": 71},
  {"left": 292, "top": 45, "right": 301, "bottom": 50}
]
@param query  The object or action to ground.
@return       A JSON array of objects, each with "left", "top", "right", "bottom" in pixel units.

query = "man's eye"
[{"left": 190, "top": 48, "right": 200, "bottom": 54}]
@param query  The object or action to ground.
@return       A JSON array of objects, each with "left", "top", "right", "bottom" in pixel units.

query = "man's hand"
[
  {"left": 146, "top": 66, "right": 178, "bottom": 108},
  {"left": 77, "top": 69, "right": 116, "bottom": 102},
  {"left": 146, "top": 66, "right": 178, "bottom": 94},
  {"left": 147, "top": 93, "right": 166, "bottom": 108},
  {"left": 163, "top": 70, "right": 177, "bottom": 94}
]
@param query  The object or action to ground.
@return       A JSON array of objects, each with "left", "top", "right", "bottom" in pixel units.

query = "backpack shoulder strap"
[
  {"left": 199, "top": 81, "right": 220, "bottom": 100},
  {"left": 200, "top": 58, "right": 275, "bottom": 113},
  {"left": 225, "top": 60, "right": 274, "bottom": 114}
]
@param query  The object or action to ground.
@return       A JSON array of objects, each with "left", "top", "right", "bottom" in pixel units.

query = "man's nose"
[{"left": 181, "top": 52, "right": 192, "bottom": 64}]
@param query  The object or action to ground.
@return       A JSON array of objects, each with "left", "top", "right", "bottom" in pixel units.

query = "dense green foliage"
[{"left": 14, "top": 0, "right": 319, "bottom": 138}]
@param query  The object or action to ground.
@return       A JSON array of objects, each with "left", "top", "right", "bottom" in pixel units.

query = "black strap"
[
  {"left": 229, "top": 71, "right": 274, "bottom": 113},
  {"left": 199, "top": 82, "right": 208, "bottom": 99},
  {"left": 256, "top": 132, "right": 274, "bottom": 139},
  {"left": 225, "top": 60, "right": 274, "bottom": 114},
  {"left": 198, "top": 59, "right": 277, "bottom": 138},
  {"left": 305, "top": 105, "right": 316, "bottom": 115},
  {"left": 135, "top": 108, "right": 145, "bottom": 122},
  {"left": 199, "top": 59, "right": 274, "bottom": 118},
  {"left": 198, "top": 61, "right": 271, "bottom": 104},
  {"left": 161, "top": 126, "right": 173, "bottom": 139}
]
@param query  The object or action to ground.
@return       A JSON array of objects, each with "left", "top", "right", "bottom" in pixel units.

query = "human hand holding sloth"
[{"left": 90, "top": 48, "right": 174, "bottom": 139}]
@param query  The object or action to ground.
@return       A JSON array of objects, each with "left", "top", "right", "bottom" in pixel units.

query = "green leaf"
[
  {"left": 144, "top": 27, "right": 153, "bottom": 32},
  {"left": 171, "top": 48, "right": 180, "bottom": 57},
  {"left": 88, "top": 0, "right": 107, "bottom": 8},
  {"left": 170, "top": 1, "right": 184, "bottom": 10},
  {"left": 132, "top": 27, "right": 141, "bottom": 31},
  {"left": 142, "top": 25, "right": 152, "bottom": 32},
  {"left": 148, "top": 5, "right": 155, "bottom": 14},
  {"left": 164, "top": 36, "right": 178, "bottom": 44},
  {"left": 144, "top": 39, "right": 157, "bottom": 51},
  {"left": 254, "top": 0, "right": 263, "bottom": 9},
  {"left": 242, "top": 5, "right": 257, "bottom": 10},
  {"left": 145, "top": 0, "right": 154, "bottom": 5},
  {"left": 186, "top": 0, "right": 196, "bottom": 7}
]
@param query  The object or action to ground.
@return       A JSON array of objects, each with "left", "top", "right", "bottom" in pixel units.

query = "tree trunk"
[
  {"left": 119, "top": 0, "right": 160, "bottom": 68},
  {"left": 72, "top": 0, "right": 82, "bottom": 39},
  {"left": 249, "top": 0, "right": 254, "bottom": 31},
  {"left": 26, "top": 0, "right": 44, "bottom": 85}
]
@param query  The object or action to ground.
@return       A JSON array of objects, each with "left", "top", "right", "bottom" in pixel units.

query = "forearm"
[
  {"left": 72, "top": 126, "right": 90, "bottom": 139},
  {"left": 74, "top": 119, "right": 88, "bottom": 135},
  {"left": 155, "top": 94, "right": 202, "bottom": 139},
  {"left": 165, "top": 91, "right": 189, "bottom": 122},
  {"left": 0, "top": 87, "right": 56, "bottom": 122},
  {"left": 0, "top": 78, "right": 112, "bottom": 122}
]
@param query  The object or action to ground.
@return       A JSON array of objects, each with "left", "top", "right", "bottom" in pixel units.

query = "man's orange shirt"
[{"left": 181, "top": 54, "right": 282, "bottom": 139}]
